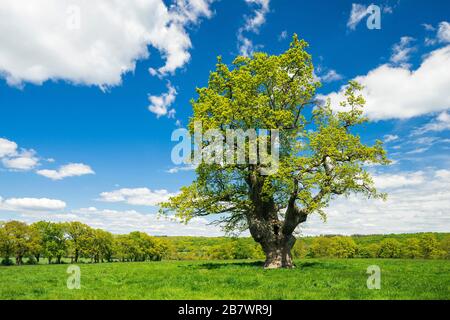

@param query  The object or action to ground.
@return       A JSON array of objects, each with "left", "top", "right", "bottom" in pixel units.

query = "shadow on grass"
[
  {"left": 191, "top": 260, "right": 323, "bottom": 270},
  {"left": 195, "top": 261, "right": 265, "bottom": 270}
]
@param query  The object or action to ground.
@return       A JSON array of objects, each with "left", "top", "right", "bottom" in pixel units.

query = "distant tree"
[
  {"left": 38, "top": 222, "right": 67, "bottom": 264},
  {"left": 328, "top": 236, "right": 357, "bottom": 258},
  {"left": 0, "top": 222, "right": 14, "bottom": 265},
  {"left": 113, "top": 235, "right": 133, "bottom": 262},
  {"left": 64, "top": 222, "right": 92, "bottom": 263},
  {"left": 356, "top": 245, "right": 370, "bottom": 258},
  {"left": 309, "top": 237, "right": 333, "bottom": 258},
  {"left": 419, "top": 234, "right": 442, "bottom": 259},
  {"left": 160, "top": 35, "right": 389, "bottom": 268},
  {"left": 207, "top": 242, "right": 235, "bottom": 260},
  {"left": 149, "top": 237, "right": 169, "bottom": 261},
  {"left": 292, "top": 240, "right": 308, "bottom": 259},
  {"left": 0, "top": 221, "right": 34, "bottom": 265},
  {"left": 378, "top": 238, "right": 402, "bottom": 258},
  {"left": 85, "top": 229, "right": 114, "bottom": 263},
  {"left": 403, "top": 238, "right": 422, "bottom": 259},
  {"left": 440, "top": 235, "right": 450, "bottom": 259}
]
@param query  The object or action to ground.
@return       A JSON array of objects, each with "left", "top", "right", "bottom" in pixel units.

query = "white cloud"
[
  {"left": 390, "top": 36, "right": 416, "bottom": 67},
  {"left": 424, "top": 21, "right": 450, "bottom": 46},
  {"left": 405, "top": 147, "right": 430, "bottom": 154},
  {"left": 346, "top": 3, "right": 394, "bottom": 31},
  {"left": 437, "top": 21, "right": 450, "bottom": 43},
  {"left": 0, "top": 138, "right": 39, "bottom": 171},
  {"left": 2, "top": 151, "right": 39, "bottom": 171},
  {"left": 383, "top": 134, "right": 399, "bottom": 143},
  {"left": 278, "top": 30, "right": 288, "bottom": 41},
  {"left": 0, "top": 138, "right": 17, "bottom": 158},
  {"left": 372, "top": 171, "right": 426, "bottom": 189},
  {"left": 242, "top": 0, "right": 270, "bottom": 33},
  {"left": 302, "top": 168, "right": 450, "bottom": 235},
  {"left": 167, "top": 164, "right": 197, "bottom": 174},
  {"left": 36, "top": 163, "right": 95, "bottom": 180},
  {"left": 15, "top": 206, "right": 223, "bottom": 236},
  {"left": 422, "top": 23, "right": 435, "bottom": 32},
  {"left": 237, "top": 0, "right": 270, "bottom": 56},
  {"left": 0, "top": 196, "right": 66, "bottom": 212},
  {"left": 347, "top": 3, "right": 370, "bottom": 30},
  {"left": 319, "top": 70, "right": 343, "bottom": 83},
  {"left": 148, "top": 82, "right": 177, "bottom": 118},
  {"left": 0, "top": 0, "right": 215, "bottom": 87},
  {"left": 319, "top": 45, "right": 450, "bottom": 120},
  {"left": 413, "top": 111, "right": 450, "bottom": 135},
  {"left": 99, "top": 188, "right": 177, "bottom": 206}
]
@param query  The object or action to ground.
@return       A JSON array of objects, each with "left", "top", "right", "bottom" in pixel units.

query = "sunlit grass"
[{"left": 0, "top": 259, "right": 448, "bottom": 300}]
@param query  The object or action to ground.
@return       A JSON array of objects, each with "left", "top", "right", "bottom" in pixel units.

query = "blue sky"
[{"left": 0, "top": 0, "right": 449, "bottom": 236}]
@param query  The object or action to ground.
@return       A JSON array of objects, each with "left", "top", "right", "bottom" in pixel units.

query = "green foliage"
[
  {"left": 404, "top": 238, "right": 422, "bottom": 259},
  {"left": 378, "top": 239, "right": 402, "bottom": 258},
  {"left": 440, "top": 235, "right": 450, "bottom": 259},
  {"left": 328, "top": 236, "right": 358, "bottom": 258},
  {"left": 0, "top": 221, "right": 35, "bottom": 265},
  {"left": 307, "top": 236, "right": 357, "bottom": 258},
  {"left": 0, "top": 221, "right": 169, "bottom": 265},
  {"left": 1, "top": 221, "right": 448, "bottom": 266},
  {"left": 419, "top": 234, "right": 444, "bottom": 259},
  {"left": 292, "top": 240, "right": 308, "bottom": 258},
  {"left": 309, "top": 237, "right": 333, "bottom": 258}
]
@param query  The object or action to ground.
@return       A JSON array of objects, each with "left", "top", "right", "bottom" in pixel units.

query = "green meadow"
[{"left": 0, "top": 259, "right": 448, "bottom": 300}]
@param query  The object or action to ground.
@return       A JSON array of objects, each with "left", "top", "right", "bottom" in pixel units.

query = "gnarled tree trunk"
[
  {"left": 260, "top": 235, "right": 296, "bottom": 269},
  {"left": 247, "top": 173, "right": 308, "bottom": 269}
]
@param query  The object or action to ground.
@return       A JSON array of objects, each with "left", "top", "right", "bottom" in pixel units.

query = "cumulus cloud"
[
  {"left": 0, "top": 0, "right": 215, "bottom": 87},
  {"left": 237, "top": 0, "right": 270, "bottom": 56},
  {"left": 14, "top": 206, "right": 223, "bottom": 236},
  {"left": 319, "top": 45, "right": 450, "bottom": 120},
  {"left": 0, "top": 196, "right": 66, "bottom": 212},
  {"left": 148, "top": 82, "right": 177, "bottom": 118},
  {"left": 437, "top": 21, "right": 450, "bottom": 43},
  {"left": 0, "top": 138, "right": 17, "bottom": 158},
  {"left": 0, "top": 138, "right": 39, "bottom": 171},
  {"left": 36, "top": 163, "right": 95, "bottom": 180},
  {"left": 99, "top": 188, "right": 177, "bottom": 206},
  {"left": 2, "top": 151, "right": 39, "bottom": 171},
  {"left": 424, "top": 21, "right": 450, "bottom": 46},
  {"left": 301, "top": 168, "right": 450, "bottom": 235},
  {"left": 372, "top": 171, "right": 426, "bottom": 189}
]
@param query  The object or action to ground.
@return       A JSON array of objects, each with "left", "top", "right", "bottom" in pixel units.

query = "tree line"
[
  {"left": 162, "top": 234, "right": 450, "bottom": 261},
  {"left": 1, "top": 220, "right": 448, "bottom": 266},
  {"left": 0, "top": 221, "right": 168, "bottom": 265},
  {"left": 292, "top": 235, "right": 449, "bottom": 260}
]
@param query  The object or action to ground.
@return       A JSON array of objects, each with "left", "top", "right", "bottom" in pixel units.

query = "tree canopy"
[{"left": 161, "top": 35, "right": 389, "bottom": 268}]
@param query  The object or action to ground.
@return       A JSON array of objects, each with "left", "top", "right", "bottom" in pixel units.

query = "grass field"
[{"left": 0, "top": 259, "right": 449, "bottom": 300}]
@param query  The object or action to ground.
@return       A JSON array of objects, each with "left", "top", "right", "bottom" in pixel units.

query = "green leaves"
[{"left": 161, "top": 35, "right": 389, "bottom": 235}]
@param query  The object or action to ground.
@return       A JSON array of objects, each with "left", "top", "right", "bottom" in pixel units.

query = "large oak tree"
[{"left": 161, "top": 35, "right": 389, "bottom": 268}]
